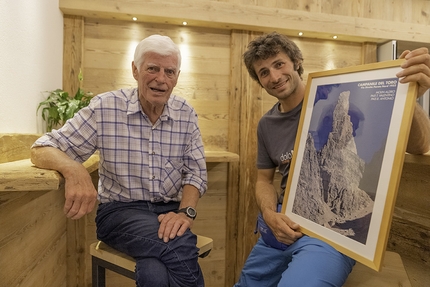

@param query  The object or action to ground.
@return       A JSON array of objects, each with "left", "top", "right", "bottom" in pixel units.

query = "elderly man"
[{"left": 31, "top": 35, "right": 207, "bottom": 287}]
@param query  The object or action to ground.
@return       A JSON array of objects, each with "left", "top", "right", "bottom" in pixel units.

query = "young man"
[
  {"left": 235, "top": 32, "right": 430, "bottom": 287},
  {"left": 31, "top": 35, "right": 207, "bottom": 287}
]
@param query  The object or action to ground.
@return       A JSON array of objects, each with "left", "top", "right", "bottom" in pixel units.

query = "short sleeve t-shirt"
[{"left": 257, "top": 101, "right": 302, "bottom": 200}]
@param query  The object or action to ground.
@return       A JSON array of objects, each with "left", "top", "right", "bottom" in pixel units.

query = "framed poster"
[{"left": 282, "top": 59, "right": 417, "bottom": 271}]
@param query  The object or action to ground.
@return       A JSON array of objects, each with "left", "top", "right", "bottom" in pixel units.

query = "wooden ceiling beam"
[{"left": 59, "top": 0, "right": 430, "bottom": 44}]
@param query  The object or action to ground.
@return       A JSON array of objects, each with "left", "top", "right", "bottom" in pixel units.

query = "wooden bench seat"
[
  {"left": 343, "top": 251, "right": 411, "bottom": 287},
  {"left": 91, "top": 238, "right": 410, "bottom": 287},
  {"left": 89, "top": 235, "right": 213, "bottom": 287}
]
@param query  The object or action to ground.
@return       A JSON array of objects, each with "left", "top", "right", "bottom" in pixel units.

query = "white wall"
[{"left": 0, "top": 0, "right": 63, "bottom": 134}]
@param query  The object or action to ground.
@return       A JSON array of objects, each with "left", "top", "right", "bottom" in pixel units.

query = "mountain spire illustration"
[{"left": 293, "top": 91, "right": 374, "bottom": 241}]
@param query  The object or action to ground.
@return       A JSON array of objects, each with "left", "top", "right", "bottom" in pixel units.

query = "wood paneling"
[
  {"left": 0, "top": 190, "right": 67, "bottom": 287},
  {"left": 63, "top": 15, "right": 84, "bottom": 98},
  {"left": 59, "top": 0, "right": 430, "bottom": 43},
  {"left": 194, "top": 163, "right": 229, "bottom": 286},
  {"left": 361, "top": 42, "right": 378, "bottom": 64},
  {"left": 0, "top": 134, "right": 41, "bottom": 164},
  {"left": 83, "top": 19, "right": 231, "bottom": 151},
  {"left": 227, "top": 30, "right": 263, "bottom": 284}
]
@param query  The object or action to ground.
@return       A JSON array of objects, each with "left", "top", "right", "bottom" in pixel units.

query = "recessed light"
[
  {"left": 298, "top": 32, "right": 303, "bottom": 36},
  {"left": 333, "top": 35, "right": 338, "bottom": 39},
  {"left": 182, "top": 21, "right": 188, "bottom": 26},
  {"left": 132, "top": 17, "right": 138, "bottom": 21}
]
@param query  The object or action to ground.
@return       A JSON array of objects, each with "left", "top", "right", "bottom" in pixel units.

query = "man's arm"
[
  {"left": 256, "top": 168, "right": 302, "bottom": 245},
  {"left": 407, "top": 103, "right": 430, "bottom": 154},
  {"left": 31, "top": 146, "right": 97, "bottom": 219},
  {"left": 397, "top": 47, "right": 430, "bottom": 154},
  {"left": 255, "top": 168, "right": 278, "bottom": 215}
]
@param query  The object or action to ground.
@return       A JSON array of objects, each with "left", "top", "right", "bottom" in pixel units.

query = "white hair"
[{"left": 133, "top": 35, "right": 181, "bottom": 73}]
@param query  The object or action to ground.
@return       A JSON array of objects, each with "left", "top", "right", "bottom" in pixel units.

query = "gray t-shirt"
[{"left": 257, "top": 101, "right": 302, "bottom": 201}]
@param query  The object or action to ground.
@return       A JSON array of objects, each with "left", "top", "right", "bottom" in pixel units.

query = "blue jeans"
[
  {"left": 95, "top": 200, "right": 204, "bottom": 287},
  {"left": 234, "top": 236, "right": 355, "bottom": 287}
]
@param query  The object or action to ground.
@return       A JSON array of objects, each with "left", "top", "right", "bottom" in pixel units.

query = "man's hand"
[
  {"left": 31, "top": 146, "right": 98, "bottom": 220},
  {"left": 158, "top": 212, "right": 193, "bottom": 243},
  {"left": 63, "top": 163, "right": 97, "bottom": 219},
  {"left": 263, "top": 209, "right": 302, "bottom": 245},
  {"left": 397, "top": 47, "right": 430, "bottom": 98},
  {"left": 395, "top": 47, "right": 430, "bottom": 154}
]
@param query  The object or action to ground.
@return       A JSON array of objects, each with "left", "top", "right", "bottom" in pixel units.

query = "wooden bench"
[
  {"left": 91, "top": 238, "right": 410, "bottom": 287},
  {"left": 89, "top": 235, "right": 213, "bottom": 287},
  {"left": 343, "top": 251, "right": 411, "bottom": 287}
]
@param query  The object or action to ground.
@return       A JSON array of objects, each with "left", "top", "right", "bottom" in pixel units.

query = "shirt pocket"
[{"left": 161, "top": 159, "right": 184, "bottom": 198}]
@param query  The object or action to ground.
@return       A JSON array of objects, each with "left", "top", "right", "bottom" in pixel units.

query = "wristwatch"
[{"left": 177, "top": 206, "right": 197, "bottom": 220}]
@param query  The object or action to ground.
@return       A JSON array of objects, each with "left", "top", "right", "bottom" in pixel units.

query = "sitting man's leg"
[
  {"left": 235, "top": 236, "right": 355, "bottom": 287},
  {"left": 234, "top": 237, "right": 291, "bottom": 287},
  {"left": 136, "top": 258, "right": 169, "bottom": 287},
  {"left": 95, "top": 200, "right": 204, "bottom": 287},
  {"left": 278, "top": 236, "right": 355, "bottom": 287}
]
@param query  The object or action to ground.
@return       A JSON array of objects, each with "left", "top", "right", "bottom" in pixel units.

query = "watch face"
[
  {"left": 178, "top": 207, "right": 197, "bottom": 219},
  {"left": 187, "top": 207, "right": 196, "bottom": 217}
]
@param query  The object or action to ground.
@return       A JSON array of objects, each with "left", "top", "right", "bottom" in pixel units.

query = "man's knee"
[{"left": 136, "top": 257, "right": 169, "bottom": 287}]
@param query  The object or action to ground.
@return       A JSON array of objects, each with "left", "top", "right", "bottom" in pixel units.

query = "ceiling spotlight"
[
  {"left": 298, "top": 32, "right": 303, "bottom": 36},
  {"left": 182, "top": 21, "right": 188, "bottom": 25},
  {"left": 332, "top": 35, "right": 338, "bottom": 39},
  {"left": 132, "top": 17, "right": 138, "bottom": 21}
]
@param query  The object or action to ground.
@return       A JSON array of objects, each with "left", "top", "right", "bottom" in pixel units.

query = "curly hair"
[{"left": 243, "top": 32, "right": 304, "bottom": 85}]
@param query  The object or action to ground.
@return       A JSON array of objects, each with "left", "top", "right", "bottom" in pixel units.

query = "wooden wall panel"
[
  {"left": 66, "top": 0, "right": 430, "bottom": 26},
  {"left": 295, "top": 38, "right": 363, "bottom": 78},
  {"left": 227, "top": 30, "right": 263, "bottom": 285},
  {"left": 0, "top": 134, "right": 41, "bottom": 164},
  {"left": 60, "top": 0, "right": 430, "bottom": 44},
  {"left": 227, "top": 0, "right": 430, "bottom": 25},
  {"left": 260, "top": 37, "right": 364, "bottom": 127},
  {"left": 194, "top": 162, "right": 229, "bottom": 286},
  {"left": 225, "top": 30, "right": 245, "bottom": 285},
  {"left": 0, "top": 190, "right": 67, "bottom": 287},
  {"left": 83, "top": 19, "right": 231, "bottom": 151},
  {"left": 63, "top": 15, "right": 84, "bottom": 98}
]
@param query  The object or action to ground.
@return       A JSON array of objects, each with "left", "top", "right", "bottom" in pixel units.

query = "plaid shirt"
[{"left": 33, "top": 88, "right": 207, "bottom": 203}]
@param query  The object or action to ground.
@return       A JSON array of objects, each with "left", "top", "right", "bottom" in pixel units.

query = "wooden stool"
[
  {"left": 343, "top": 251, "right": 411, "bottom": 287},
  {"left": 90, "top": 235, "right": 213, "bottom": 287}
]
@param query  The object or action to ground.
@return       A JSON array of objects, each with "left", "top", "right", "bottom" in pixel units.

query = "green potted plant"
[{"left": 37, "top": 72, "right": 93, "bottom": 131}]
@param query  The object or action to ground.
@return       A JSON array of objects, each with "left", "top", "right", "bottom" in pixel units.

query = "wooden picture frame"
[{"left": 282, "top": 59, "right": 417, "bottom": 271}]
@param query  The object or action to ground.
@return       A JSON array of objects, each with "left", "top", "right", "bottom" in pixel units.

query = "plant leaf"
[{"left": 38, "top": 73, "right": 93, "bottom": 131}]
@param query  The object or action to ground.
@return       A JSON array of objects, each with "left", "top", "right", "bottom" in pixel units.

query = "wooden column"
[
  {"left": 361, "top": 42, "right": 377, "bottom": 64},
  {"left": 226, "top": 30, "right": 263, "bottom": 285},
  {"left": 63, "top": 15, "right": 84, "bottom": 96},
  {"left": 63, "top": 14, "right": 87, "bottom": 287}
]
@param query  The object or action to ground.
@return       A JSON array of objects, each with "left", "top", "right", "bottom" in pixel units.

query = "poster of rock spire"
[{"left": 282, "top": 59, "right": 417, "bottom": 271}]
